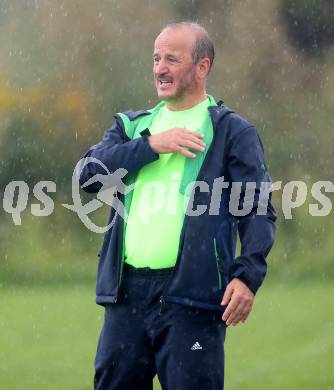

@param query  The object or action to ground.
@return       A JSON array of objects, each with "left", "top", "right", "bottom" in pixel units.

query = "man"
[{"left": 79, "top": 22, "right": 276, "bottom": 390}]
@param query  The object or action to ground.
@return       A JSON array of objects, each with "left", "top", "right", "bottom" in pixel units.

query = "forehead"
[{"left": 154, "top": 27, "right": 195, "bottom": 56}]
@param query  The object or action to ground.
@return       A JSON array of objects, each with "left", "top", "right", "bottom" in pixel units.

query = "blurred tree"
[
  {"left": 1, "top": 0, "right": 334, "bottom": 281},
  {"left": 172, "top": 0, "right": 206, "bottom": 19},
  {"left": 281, "top": 0, "right": 334, "bottom": 56}
]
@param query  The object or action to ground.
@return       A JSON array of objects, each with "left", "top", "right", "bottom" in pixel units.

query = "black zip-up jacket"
[{"left": 79, "top": 100, "right": 276, "bottom": 312}]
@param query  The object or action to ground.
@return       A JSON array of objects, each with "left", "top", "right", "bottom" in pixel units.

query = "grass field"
[{"left": 0, "top": 281, "right": 333, "bottom": 389}]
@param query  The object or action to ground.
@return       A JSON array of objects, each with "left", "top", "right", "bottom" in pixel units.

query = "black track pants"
[{"left": 94, "top": 264, "right": 226, "bottom": 390}]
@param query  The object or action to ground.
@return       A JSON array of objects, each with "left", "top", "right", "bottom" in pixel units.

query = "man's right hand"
[{"left": 148, "top": 127, "right": 206, "bottom": 158}]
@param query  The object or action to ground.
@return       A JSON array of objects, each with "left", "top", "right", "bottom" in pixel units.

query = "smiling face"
[{"left": 153, "top": 27, "right": 203, "bottom": 108}]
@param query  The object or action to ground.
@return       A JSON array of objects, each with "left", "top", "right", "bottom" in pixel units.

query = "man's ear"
[{"left": 197, "top": 58, "right": 211, "bottom": 79}]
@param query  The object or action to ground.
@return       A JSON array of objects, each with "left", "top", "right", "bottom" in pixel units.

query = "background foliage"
[
  {"left": 0, "top": 0, "right": 333, "bottom": 389},
  {"left": 1, "top": 0, "right": 334, "bottom": 282}
]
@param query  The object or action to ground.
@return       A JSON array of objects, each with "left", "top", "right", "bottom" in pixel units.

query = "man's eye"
[{"left": 153, "top": 58, "right": 159, "bottom": 63}]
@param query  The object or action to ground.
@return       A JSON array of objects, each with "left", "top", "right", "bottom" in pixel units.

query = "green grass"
[{"left": 0, "top": 281, "right": 333, "bottom": 389}]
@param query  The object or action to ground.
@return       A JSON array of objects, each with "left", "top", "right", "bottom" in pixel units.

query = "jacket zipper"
[
  {"left": 213, "top": 237, "right": 222, "bottom": 289},
  {"left": 159, "top": 296, "right": 166, "bottom": 315}
]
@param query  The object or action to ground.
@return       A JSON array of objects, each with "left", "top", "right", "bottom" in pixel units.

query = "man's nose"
[{"left": 154, "top": 60, "right": 169, "bottom": 76}]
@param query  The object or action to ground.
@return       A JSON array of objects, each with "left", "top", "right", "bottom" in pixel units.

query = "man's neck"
[{"left": 165, "top": 92, "right": 207, "bottom": 111}]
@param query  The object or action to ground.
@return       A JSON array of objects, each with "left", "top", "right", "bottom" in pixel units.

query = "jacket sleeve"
[
  {"left": 78, "top": 116, "right": 159, "bottom": 193},
  {"left": 226, "top": 125, "right": 276, "bottom": 294}
]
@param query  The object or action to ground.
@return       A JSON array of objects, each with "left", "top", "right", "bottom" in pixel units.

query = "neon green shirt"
[{"left": 124, "top": 97, "right": 210, "bottom": 268}]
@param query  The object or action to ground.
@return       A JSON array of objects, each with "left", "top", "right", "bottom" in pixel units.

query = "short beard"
[{"left": 164, "top": 71, "right": 197, "bottom": 103}]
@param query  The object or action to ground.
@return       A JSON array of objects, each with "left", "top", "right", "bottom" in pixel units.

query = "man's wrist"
[
  {"left": 233, "top": 276, "right": 257, "bottom": 295},
  {"left": 148, "top": 135, "right": 159, "bottom": 154}
]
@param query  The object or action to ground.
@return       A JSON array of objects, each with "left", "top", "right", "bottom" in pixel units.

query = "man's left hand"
[{"left": 221, "top": 278, "right": 255, "bottom": 326}]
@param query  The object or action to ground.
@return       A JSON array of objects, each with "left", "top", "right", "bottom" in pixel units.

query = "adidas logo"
[{"left": 191, "top": 341, "right": 203, "bottom": 350}]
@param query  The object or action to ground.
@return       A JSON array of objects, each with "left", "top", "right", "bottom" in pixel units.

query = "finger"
[
  {"left": 241, "top": 312, "right": 249, "bottom": 323},
  {"left": 182, "top": 132, "right": 206, "bottom": 146},
  {"left": 178, "top": 128, "right": 204, "bottom": 138},
  {"left": 222, "top": 296, "right": 240, "bottom": 322},
  {"left": 177, "top": 134, "right": 206, "bottom": 149},
  {"left": 174, "top": 145, "right": 196, "bottom": 158},
  {"left": 231, "top": 316, "right": 243, "bottom": 326},
  {"left": 225, "top": 301, "right": 244, "bottom": 326},
  {"left": 225, "top": 290, "right": 253, "bottom": 325},
  {"left": 186, "top": 137, "right": 206, "bottom": 148},
  {"left": 241, "top": 302, "right": 253, "bottom": 323},
  {"left": 221, "top": 284, "right": 233, "bottom": 307},
  {"left": 235, "top": 293, "right": 254, "bottom": 321},
  {"left": 179, "top": 139, "right": 206, "bottom": 152},
  {"left": 230, "top": 304, "right": 246, "bottom": 326}
]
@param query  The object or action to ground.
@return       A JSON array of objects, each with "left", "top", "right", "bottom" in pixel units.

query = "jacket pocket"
[{"left": 213, "top": 237, "right": 223, "bottom": 289}]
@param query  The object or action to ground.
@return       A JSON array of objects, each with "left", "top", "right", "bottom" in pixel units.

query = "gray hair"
[{"left": 161, "top": 22, "right": 215, "bottom": 72}]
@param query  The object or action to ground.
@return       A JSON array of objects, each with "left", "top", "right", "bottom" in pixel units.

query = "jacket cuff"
[
  {"left": 136, "top": 134, "right": 159, "bottom": 162},
  {"left": 229, "top": 264, "right": 260, "bottom": 295},
  {"left": 139, "top": 129, "right": 160, "bottom": 160}
]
